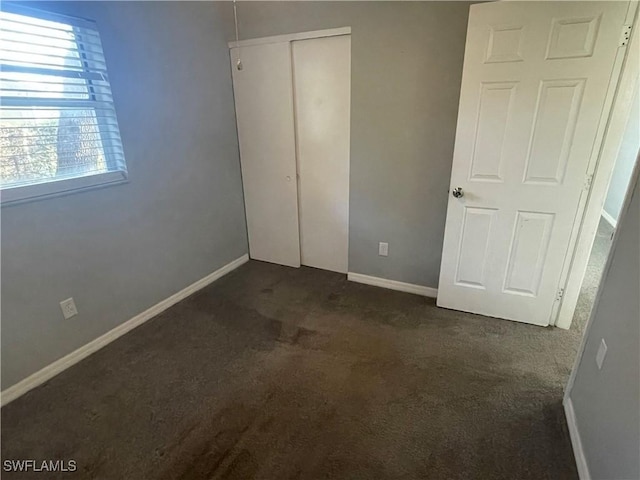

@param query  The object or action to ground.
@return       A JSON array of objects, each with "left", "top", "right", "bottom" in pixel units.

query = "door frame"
[
  {"left": 553, "top": 3, "right": 638, "bottom": 329},
  {"left": 228, "top": 26, "right": 351, "bottom": 49}
]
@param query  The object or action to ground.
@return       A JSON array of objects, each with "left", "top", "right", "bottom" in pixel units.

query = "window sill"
[{"left": 1, "top": 170, "right": 129, "bottom": 207}]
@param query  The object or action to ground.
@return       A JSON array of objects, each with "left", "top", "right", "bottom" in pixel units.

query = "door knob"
[
  {"left": 452, "top": 187, "right": 464, "bottom": 198},
  {"left": 286, "top": 176, "right": 291, "bottom": 182}
]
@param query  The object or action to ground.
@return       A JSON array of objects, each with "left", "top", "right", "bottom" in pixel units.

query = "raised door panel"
[
  {"left": 546, "top": 15, "right": 601, "bottom": 59},
  {"left": 455, "top": 207, "right": 496, "bottom": 288},
  {"left": 469, "top": 82, "right": 517, "bottom": 182},
  {"left": 523, "top": 79, "right": 586, "bottom": 185},
  {"left": 485, "top": 25, "right": 525, "bottom": 64},
  {"left": 503, "top": 211, "right": 555, "bottom": 296}
]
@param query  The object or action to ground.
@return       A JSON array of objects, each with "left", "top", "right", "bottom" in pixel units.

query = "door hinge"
[
  {"left": 556, "top": 288, "right": 565, "bottom": 301},
  {"left": 620, "top": 24, "right": 632, "bottom": 47},
  {"left": 583, "top": 173, "right": 593, "bottom": 191}
]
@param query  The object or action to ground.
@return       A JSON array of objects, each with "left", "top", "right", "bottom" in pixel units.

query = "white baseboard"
[
  {"left": 1, "top": 254, "right": 249, "bottom": 407},
  {"left": 601, "top": 209, "right": 617, "bottom": 228},
  {"left": 564, "top": 397, "right": 591, "bottom": 480},
  {"left": 347, "top": 272, "right": 438, "bottom": 298}
]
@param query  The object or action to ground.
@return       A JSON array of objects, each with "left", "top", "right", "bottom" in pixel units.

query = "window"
[{"left": 0, "top": 5, "right": 127, "bottom": 204}]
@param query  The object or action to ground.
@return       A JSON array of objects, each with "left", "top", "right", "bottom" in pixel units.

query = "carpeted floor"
[{"left": 1, "top": 219, "right": 614, "bottom": 480}]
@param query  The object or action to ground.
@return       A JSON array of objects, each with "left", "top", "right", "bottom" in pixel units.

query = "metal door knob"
[{"left": 452, "top": 187, "right": 464, "bottom": 198}]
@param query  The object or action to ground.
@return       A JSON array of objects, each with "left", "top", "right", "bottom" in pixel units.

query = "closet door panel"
[
  {"left": 293, "top": 35, "right": 351, "bottom": 273},
  {"left": 231, "top": 43, "right": 301, "bottom": 267}
]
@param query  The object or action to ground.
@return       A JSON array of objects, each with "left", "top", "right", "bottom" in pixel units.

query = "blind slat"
[
  {"left": 1, "top": 88, "right": 113, "bottom": 100},
  {"left": 0, "top": 29, "right": 103, "bottom": 52},
  {"left": 2, "top": 148, "right": 124, "bottom": 157},
  {"left": 0, "top": 29, "right": 103, "bottom": 49},
  {"left": 1, "top": 97, "right": 116, "bottom": 107},
  {"left": 1, "top": 58, "right": 107, "bottom": 74},
  {"left": 1, "top": 76, "right": 99, "bottom": 86},
  {"left": 0, "top": 50, "right": 108, "bottom": 69},
  {"left": 0, "top": 87, "right": 112, "bottom": 97},
  {"left": 1, "top": 46, "right": 108, "bottom": 64},
  {"left": 3, "top": 145, "right": 125, "bottom": 157},
  {"left": 0, "top": 129, "right": 122, "bottom": 139},
  {"left": 2, "top": 41, "right": 87, "bottom": 57},
  {"left": 1, "top": 120, "right": 121, "bottom": 128},
  {"left": 1, "top": 64, "right": 106, "bottom": 81},
  {"left": 0, "top": 121, "right": 121, "bottom": 129}
]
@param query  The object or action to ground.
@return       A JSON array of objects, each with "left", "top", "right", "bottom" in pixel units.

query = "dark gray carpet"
[{"left": 1, "top": 221, "right": 613, "bottom": 479}]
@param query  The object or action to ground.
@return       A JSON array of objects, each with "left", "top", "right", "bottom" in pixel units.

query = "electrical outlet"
[
  {"left": 60, "top": 298, "right": 78, "bottom": 320},
  {"left": 595, "top": 338, "right": 607, "bottom": 370},
  {"left": 379, "top": 242, "right": 389, "bottom": 257}
]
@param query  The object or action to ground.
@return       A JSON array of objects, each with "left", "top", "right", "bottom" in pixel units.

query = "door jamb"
[{"left": 552, "top": 3, "right": 639, "bottom": 329}]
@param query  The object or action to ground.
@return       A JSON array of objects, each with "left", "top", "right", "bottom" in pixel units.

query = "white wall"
[
  {"left": 1, "top": 1, "right": 248, "bottom": 389},
  {"left": 566, "top": 165, "right": 639, "bottom": 479},
  {"left": 603, "top": 83, "right": 639, "bottom": 224}
]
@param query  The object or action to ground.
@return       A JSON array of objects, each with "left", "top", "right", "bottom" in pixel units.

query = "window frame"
[{"left": 0, "top": 4, "right": 128, "bottom": 206}]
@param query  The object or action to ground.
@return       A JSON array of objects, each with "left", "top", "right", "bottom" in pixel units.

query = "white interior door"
[
  {"left": 437, "top": 1, "right": 629, "bottom": 326},
  {"left": 231, "top": 43, "right": 301, "bottom": 268},
  {"left": 292, "top": 35, "right": 351, "bottom": 273}
]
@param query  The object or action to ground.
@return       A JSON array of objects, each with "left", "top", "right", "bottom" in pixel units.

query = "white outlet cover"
[
  {"left": 595, "top": 338, "right": 607, "bottom": 370},
  {"left": 60, "top": 298, "right": 78, "bottom": 320},
  {"left": 379, "top": 242, "right": 389, "bottom": 257}
]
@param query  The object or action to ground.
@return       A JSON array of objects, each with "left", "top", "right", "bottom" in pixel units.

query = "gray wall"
[
  {"left": 604, "top": 84, "right": 639, "bottom": 223},
  {"left": 1, "top": 1, "right": 248, "bottom": 389},
  {"left": 217, "top": 1, "right": 471, "bottom": 287},
  {"left": 568, "top": 167, "right": 639, "bottom": 478},
  {"left": 2, "top": 1, "right": 472, "bottom": 389}
]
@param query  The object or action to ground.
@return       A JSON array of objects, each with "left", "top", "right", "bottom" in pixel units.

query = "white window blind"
[{"left": 0, "top": 5, "right": 127, "bottom": 203}]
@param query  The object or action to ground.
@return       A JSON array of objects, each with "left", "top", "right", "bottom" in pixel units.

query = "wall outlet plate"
[
  {"left": 595, "top": 338, "right": 607, "bottom": 370},
  {"left": 60, "top": 298, "right": 78, "bottom": 320},
  {"left": 378, "top": 242, "right": 389, "bottom": 257}
]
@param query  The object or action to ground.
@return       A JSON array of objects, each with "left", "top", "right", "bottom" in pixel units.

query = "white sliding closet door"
[
  {"left": 293, "top": 35, "right": 351, "bottom": 273},
  {"left": 231, "top": 43, "right": 301, "bottom": 267}
]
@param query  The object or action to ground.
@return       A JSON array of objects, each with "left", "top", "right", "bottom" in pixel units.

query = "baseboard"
[
  {"left": 601, "top": 209, "right": 617, "bottom": 228},
  {"left": 564, "top": 397, "right": 591, "bottom": 480},
  {"left": 1, "top": 254, "right": 249, "bottom": 407},
  {"left": 347, "top": 272, "right": 438, "bottom": 298}
]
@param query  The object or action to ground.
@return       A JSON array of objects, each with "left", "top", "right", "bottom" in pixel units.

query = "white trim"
[
  {"left": 564, "top": 397, "right": 592, "bottom": 480},
  {"left": 347, "top": 272, "right": 438, "bottom": 298},
  {"left": 0, "top": 254, "right": 249, "bottom": 407},
  {"left": 1, "top": 170, "right": 128, "bottom": 206},
  {"left": 600, "top": 209, "right": 618, "bottom": 228},
  {"left": 228, "top": 27, "right": 351, "bottom": 49}
]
